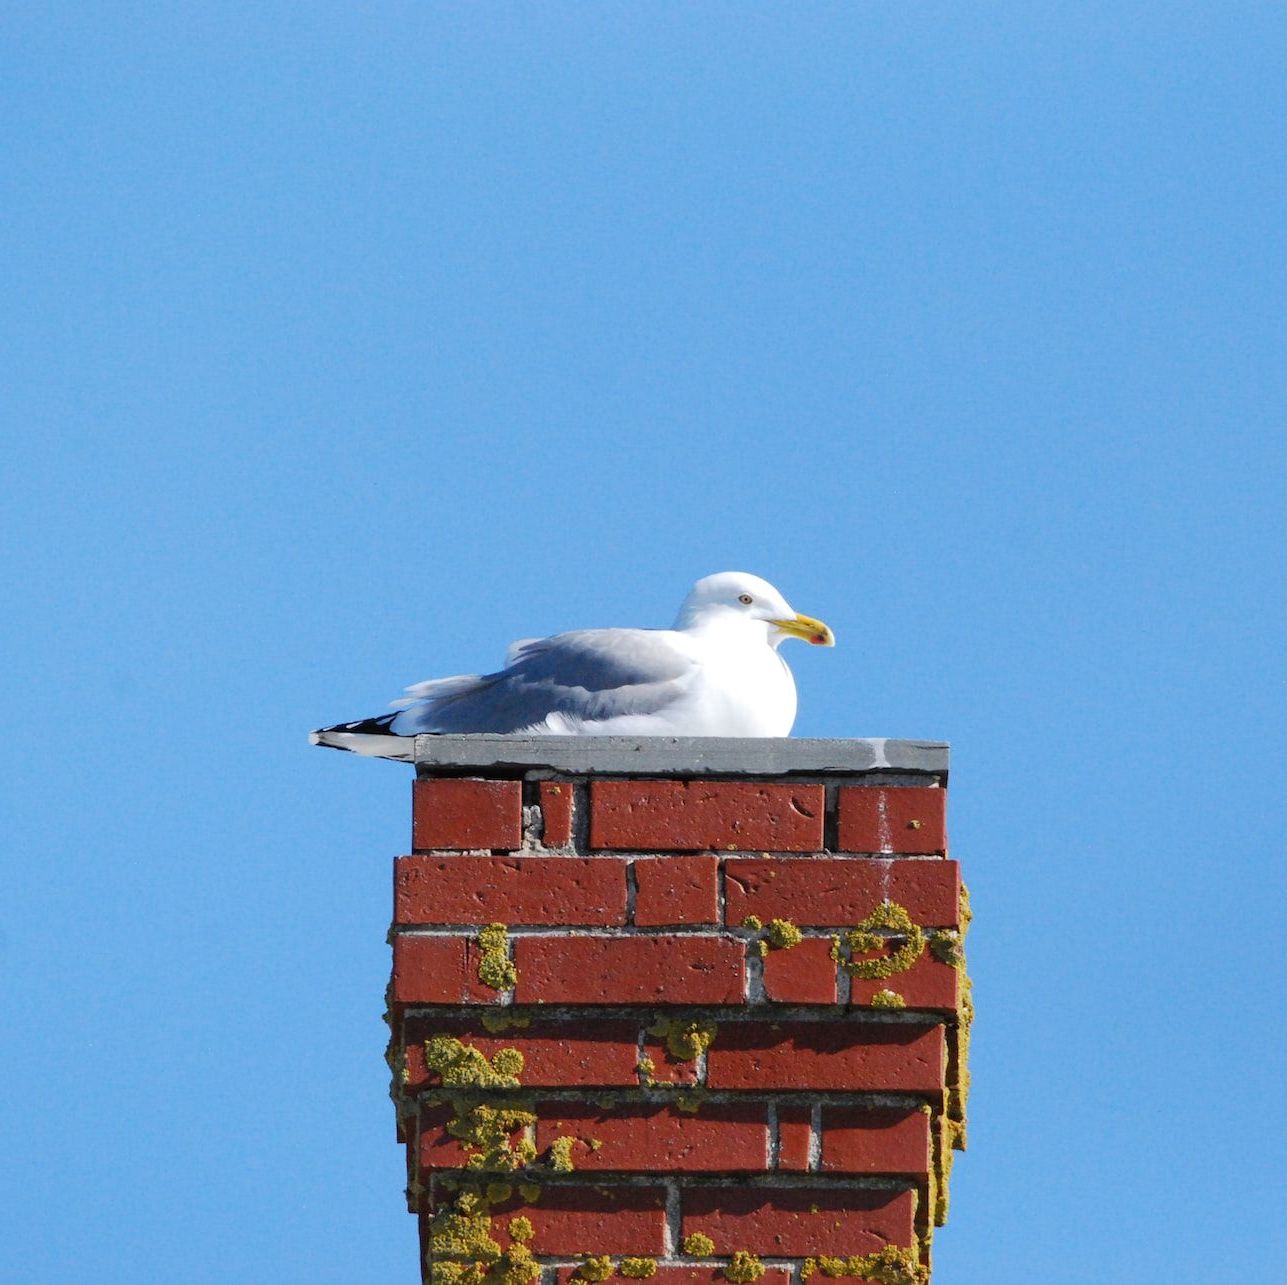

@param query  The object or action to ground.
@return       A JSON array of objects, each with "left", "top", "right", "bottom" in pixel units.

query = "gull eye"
[{"left": 738, "top": 593, "right": 754, "bottom": 605}]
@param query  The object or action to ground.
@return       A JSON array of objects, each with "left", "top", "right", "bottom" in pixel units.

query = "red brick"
[
  {"left": 590, "top": 780, "right": 824, "bottom": 852},
  {"left": 536, "top": 1102, "right": 768, "bottom": 1172},
  {"left": 848, "top": 952, "right": 960, "bottom": 1011},
  {"left": 400, "top": 1016, "right": 640, "bottom": 1089},
  {"left": 705, "top": 1021, "right": 946, "bottom": 1094},
  {"left": 836, "top": 787, "right": 946, "bottom": 855},
  {"left": 413, "top": 777, "right": 522, "bottom": 851},
  {"left": 391, "top": 934, "right": 497, "bottom": 1005},
  {"left": 821, "top": 1106, "right": 932, "bottom": 1176},
  {"left": 680, "top": 1185, "right": 917, "bottom": 1257},
  {"left": 539, "top": 781, "right": 575, "bottom": 848},
  {"left": 762, "top": 938, "right": 838, "bottom": 1004},
  {"left": 777, "top": 1104, "right": 813, "bottom": 1170},
  {"left": 514, "top": 936, "right": 745, "bottom": 1005},
  {"left": 394, "top": 855, "right": 626, "bottom": 926},
  {"left": 724, "top": 858, "right": 960, "bottom": 928},
  {"left": 633, "top": 855, "right": 719, "bottom": 926},
  {"left": 558, "top": 1272, "right": 790, "bottom": 1285},
  {"left": 493, "top": 1185, "right": 668, "bottom": 1255}
]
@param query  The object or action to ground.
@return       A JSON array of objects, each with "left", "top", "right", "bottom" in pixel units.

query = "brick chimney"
[{"left": 388, "top": 737, "right": 969, "bottom": 1285}]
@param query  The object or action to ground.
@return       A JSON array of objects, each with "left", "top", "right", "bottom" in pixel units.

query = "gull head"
[{"left": 674, "top": 572, "right": 835, "bottom": 649}]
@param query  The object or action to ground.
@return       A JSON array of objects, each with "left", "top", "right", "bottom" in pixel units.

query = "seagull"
[{"left": 310, "top": 571, "right": 834, "bottom": 758}]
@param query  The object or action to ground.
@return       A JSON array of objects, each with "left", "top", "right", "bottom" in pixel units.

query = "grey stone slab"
[{"left": 411, "top": 735, "right": 947, "bottom": 777}]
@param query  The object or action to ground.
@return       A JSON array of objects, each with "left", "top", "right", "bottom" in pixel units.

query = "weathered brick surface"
[
  {"left": 633, "top": 854, "right": 719, "bottom": 925},
  {"left": 724, "top": 857, "right": 961, "bottom": 927},
  {"left": 836, "top": 786, "right": 946, "bottom": 854},
  {"left": 535, "top": 1102, "right": 769, "bottom": 1172},
  {"left": 391, "top": 934, "right": 497, "bottom": 1005},
  {"left": 412, "top": 777, "right": 523, "bottom": 850},
  {"left": 706, "top": 1021, "right": 946, "bottom": 1093},
  {"left": 419, "top": 1185, "right": 669, "bottom": 1255},
  {"left": 395, "top": 855, "right": 626, "bottom": 926},
  {"left": 590, "top": 780, "right": 825, "bottom": 851},
  {"left": 514, "top": 935, "right": 746, "bottom": 1004},
  {"left": 762, "top": 938, "right": 839, "bottom": 1004},
  {"left": 820, "top": 1105, "right": 932, "bottom": 1175},
  {"left": 392, "top": 759, "right": 966, "bottom": 1284},
  {"left": 680, "top": 1185, "right": 918, "bottom": 1257},
  {"left": 493, "top": 1185, "right": 669, "bottom": 1255},
  {"left": 777, "top": 1104, "right": 813, "bottom": 1171},
  {"left": 538, "top": 780, "right": 574, "bottom": 848}
]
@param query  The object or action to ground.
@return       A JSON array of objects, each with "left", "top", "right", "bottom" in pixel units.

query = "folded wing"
[{"left": 389, "top": 628, "right": 695, "bottom": 734}]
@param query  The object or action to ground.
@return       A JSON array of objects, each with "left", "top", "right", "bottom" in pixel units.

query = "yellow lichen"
[
  {"left": 429, "top": 1190, "right": 502, "bottom": 1262},
  {"left": 481, "top": 1011, "right": 532, "bottom": 1034},
  {"left": 792, "top": 1248, "right": 925, "bottom": 1285},
  {"left": 518, "top": 1183, "right": 542, "bottom": 1204},
  {"left": 484, "top": 1246, "right": 540, "bottom": 1285},
  {"left": 741, "top": 915, "right": 763, "bottom": 931},
  {"left": 954, "top": 975, "right": 974, "bottom": 1125},
  {"left": 620, "top": 1258, "right": 658, "bottom": 1277},
  {"left": 424, "top": 1036, "right": 524, "bottom": 1089},
  {"left": 548, "top": 1135, "right": 577, "bottom": 1173},
  {"left": 450, "top": 1103, "right": 538, "bottom": 1172},
  {"left": 423, "top": 1036, "right": 536, "bottom": 1171},
  {"left": 507, "top": 1216, "right": 533, "bottom": 1243},
  {"left": 575, "top": 1256, "right": 615, "bottom": 1282},
  {"left": 485, "top": 1183, "right": 512, "bottom": 1205},
  {"left": 845, "top": 1246, "right": 927, "bottom": 1285},
  {"left": 841, "top": 902, "right": 926, "bottom": 980},
  {"left": 928, "top": 929, "right": 965, "bottom": 969},
  {"left": 682, "top": 1232, "right": 715, "bottom": 1256},
  {"left": 477, "top": 923, "right": 518, "bottom": 991},
  {"left": 764, "top": 918, "right": 803, "bottom": 949},
  {"left": 870, "top": 989, "right": 906, "bottom": 1009},
  {"left": 723, "top": 1251, "right": 766, "bottom": 1283},
  {"left": 648, "top": 1015, "right": 718, "bottom": 1061}
]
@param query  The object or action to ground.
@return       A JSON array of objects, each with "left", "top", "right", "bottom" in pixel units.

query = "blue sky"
[{"left": 3, "top": 5, "right": 1285, "bottom": 1281}]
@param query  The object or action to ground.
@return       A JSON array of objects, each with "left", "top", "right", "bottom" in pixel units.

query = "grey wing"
[{"left": 389, "top": 628, "right": 696, "bottom": 734}]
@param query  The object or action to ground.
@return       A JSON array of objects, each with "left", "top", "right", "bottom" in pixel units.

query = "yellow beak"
[{"left": 769, "top": 613, "right": 836, "bottom": 647}]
